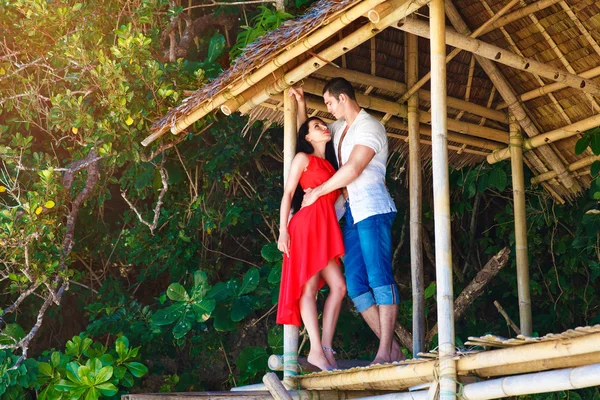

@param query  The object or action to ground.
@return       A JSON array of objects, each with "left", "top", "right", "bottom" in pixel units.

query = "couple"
[{"left": 276, "top": 78, "right": 402, "bottom": 372}]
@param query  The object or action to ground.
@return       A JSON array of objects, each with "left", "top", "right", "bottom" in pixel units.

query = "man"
[{"left": 289, "top": 78, "right": 403, "bottom": 364}]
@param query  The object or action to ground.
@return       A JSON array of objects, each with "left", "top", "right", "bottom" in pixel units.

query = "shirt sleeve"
[{"left": 354, "top": 119, "right": 387, "bottom": 154}]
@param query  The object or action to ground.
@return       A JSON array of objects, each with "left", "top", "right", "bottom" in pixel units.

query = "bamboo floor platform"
[{"left": 123, "top": 325, "right": 600, "bottom": 398}]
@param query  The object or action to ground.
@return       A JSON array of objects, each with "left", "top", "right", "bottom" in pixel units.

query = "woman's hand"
[{"left": 278, "top": 230, "right": 291, "bottom": 258}]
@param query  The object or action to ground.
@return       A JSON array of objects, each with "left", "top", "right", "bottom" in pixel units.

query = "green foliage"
[
  {"left": 0, "top": 334, "right": 146, "bottom": 400},
  {"left": 575, "top": 127, "right": 600, "bottom": 200},
  {"left": 230, "top": 6, "right": 293, "bottom": 59}
]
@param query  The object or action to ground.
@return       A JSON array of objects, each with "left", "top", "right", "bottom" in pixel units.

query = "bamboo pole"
[
  {"left": 236, "top": 0, "right": 431, "bottom": 115},
  {"left": 141, "top": 0, "right": 390, "bottom": 146},
  {"left": 479, "top": 0, "right": 563, "bottom": 35},
  {"left": 268, "top": 95, "right": 501, "bottom": 152},
  {"left": 406, "top": 31, "right": 424, "bottom": 357},
  {"left": 298, "top": 78, "right": 508, "bottom": 143},
  {"left": 532, "top": 155, "right": 600, "bottom": 184},
  {"left": 395, "top": 19, "right": 600, "bottom": 97},
  {"left": 497, "top": 66, "right": 600, "bottom": 110},
  {"left": 488, "top": 114, "right": 600, "bottom": 164},
  {"left": 282, "top": 89, "right": 299, "bottom": 388},
  {"left": 440, "top": 0, "right": 579, "bottom": 192},
  {"left": 509, "top": 117, "right": 532, "bottom": 336},
  {"left": 464, "top": 363, "right": 600, "bottom": 400},
  {"left": 429, "top": 0, "right": 456, "bottom": 398},
  {"left": 221, "top": 69, "right": 287, "bottom": 116},
  {"left": 397, "top": 0, "right": 520, "bottom": 105},
  {"left": 263, "top": 373, "right": 293, "bottom": 400}
]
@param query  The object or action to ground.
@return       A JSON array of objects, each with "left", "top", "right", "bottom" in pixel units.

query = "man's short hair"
[{"left": 322, "top": 77, "right": 356, "bottom": 101}]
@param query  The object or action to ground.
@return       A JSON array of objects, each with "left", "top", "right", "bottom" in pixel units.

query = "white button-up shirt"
[{"left": 330, "top": 109, "right": 396, "bottom": 224}]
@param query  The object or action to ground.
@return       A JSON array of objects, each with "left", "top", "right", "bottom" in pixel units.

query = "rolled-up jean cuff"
[
  {"left": 351, "top": 291, "right": 376, "bottom": 313},
  {"left": 373, "top": 284, "right": 399, "bottom": 305}
]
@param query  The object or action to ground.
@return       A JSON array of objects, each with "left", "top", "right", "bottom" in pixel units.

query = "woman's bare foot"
[
  {"left": 322, "top": 346, "right": 338, "bottom": 369},
  {"left": 307, "top": 351, "right": 333, "bottom": 371}
]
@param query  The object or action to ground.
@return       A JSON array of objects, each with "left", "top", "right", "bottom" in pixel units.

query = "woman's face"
[{"left": 306, "top": 119, "right": 331, "bottom": 144}]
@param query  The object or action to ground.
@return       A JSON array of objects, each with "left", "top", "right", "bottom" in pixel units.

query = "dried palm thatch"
[{"left": 148, "top": 0, "right": 600, "bottom": 202}]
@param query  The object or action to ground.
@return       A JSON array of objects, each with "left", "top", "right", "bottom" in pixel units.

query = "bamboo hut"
[{"left": 135, "top": 0, "right": 600, "bottom": 398}]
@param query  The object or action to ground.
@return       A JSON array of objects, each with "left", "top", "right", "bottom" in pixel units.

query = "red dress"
[{"left": 276, "top": 155, "right": 345, "bottom": 326}]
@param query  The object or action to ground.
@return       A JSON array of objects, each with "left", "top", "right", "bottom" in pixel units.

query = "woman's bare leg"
[
  {"left": 320, "top": 260, "right": 346, "bottom": 368},
  {"left": 299, "top": 273, "right": 332, "bottom": 371}
]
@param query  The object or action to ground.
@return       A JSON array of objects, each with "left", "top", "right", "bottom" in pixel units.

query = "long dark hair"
[{"left": 290, "top": 117, "right": 338, "bottom": 214}]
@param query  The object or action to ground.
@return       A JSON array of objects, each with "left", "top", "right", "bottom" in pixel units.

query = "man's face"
[{"left": 323, "top": 91, "right": 343, "bottom": 120}]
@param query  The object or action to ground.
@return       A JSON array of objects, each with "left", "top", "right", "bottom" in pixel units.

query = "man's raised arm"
[{"left": 288, "top": 86, "right": 308, "bottom": 127}]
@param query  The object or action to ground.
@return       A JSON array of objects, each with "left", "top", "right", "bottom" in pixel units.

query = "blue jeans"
[{"left": 343, "top": 204, "right": 399, "bottom": 312}]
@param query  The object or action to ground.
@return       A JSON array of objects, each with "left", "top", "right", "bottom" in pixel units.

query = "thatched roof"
[{"left": 147, "top": 0, "right": 600, "bottom": 203}]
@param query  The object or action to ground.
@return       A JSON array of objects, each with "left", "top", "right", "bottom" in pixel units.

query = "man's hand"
[
  {"left": 301, "top": 186, "right": 321, "bottom": 208},
  {"left": 288, "top": 86, "right": 305, "bottom": 103},
  {"left": 278, "top": 230, "right": 291, "bottom": 258}
]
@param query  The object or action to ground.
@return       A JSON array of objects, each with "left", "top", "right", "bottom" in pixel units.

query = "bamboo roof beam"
[
  {"left": 396, "top": 0, "right": 521, "bottom": 106},
  {"left": 141, "top": 0, "right": 391, "bottom": 145},
  {"left": 299, "top": 78, "right": 509, "bottom": 143},
  {"left": 395, "top": 19, "right": 600, "bottom": 97},
  {"left": 433, "top": 2, "right": 580, "bottom": 192},
  {"left": 317, "top": 65, "right": 508, "bottom": 123},
  {"left": 478, "top": 0, "right": 574, "bottom": 126},
  {"left": 532, "top": 155, "right": 600, "bottom": 185},
  {"left": 478, "top": 0, "right": 563, "bottom": 35},
  {"left": 235, "top": 0, "right": 431, "bottom": 115},
  {"left": 456, "top": 54, "right": 475, "bottom": 121},
  {"left": 266, "top": 95, "right": 501, "bottom": 152},
  {"left": 496, "top": 66, "right": 600, "bottom": 110},
  {"left": 488, "top": 113, "right": 600, "bottom": 164}
]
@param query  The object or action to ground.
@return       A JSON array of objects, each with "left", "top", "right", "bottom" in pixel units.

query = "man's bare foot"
[
  {"left": 370, "top": 352, "right": 392, "bottom": 366},
  {"left": 307, "top": 352, "right": 333, "bottom": 371},
  {"left": 391, "top": 340, "right": 406, "bottom": 362},
  {"left": 322, "top": 346, "right": 338, "bottom": 369}
]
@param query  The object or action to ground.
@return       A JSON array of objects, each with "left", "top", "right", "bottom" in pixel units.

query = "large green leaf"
[
  {"left": 192, "top": 299, "right": 216, "bottom": 322},
  {"left": 172, "top": 315, "right": 192, "bottom": 339},
  {"left": 261, "top": 242, "right": 282, "bottom": 263},
  {"left": 84, "top": 387, "right": 100, "bottom": 400},
  {"left": 66, "top": 362, "right": 82, "bottom": 383},
  {"left": 230, "top": 295, "right": 255, "bottom": 322},
  {"left": 575, "top": 135, "right": 591, "bottom": 155},
  {"left": 151, "top": 302, "right": 186, "bottom": 326},
  {"left": 488, "top": 168, "right": 507, "bottom": 192},
  {"left": 591, "top": 160, "right": 600, "bottom": 177},
  {"left": 267, "top": 325, "right": 283, "bottom": 353},
  {"left": 125, "top": 362, "right": 148, "bottom": 378},
  {"left": 239, "top": 268, "right": 260, "bottom": 295},
  {"left": 207, "top": 282, "right": 229, "bottom": 301},
  {"left": 236, "top": 346, "right": 268, "bottom": 375},
  {"left": 267, "top": 264, "right": 281, "bottom": 284},
  {"left": 590, "top": 129, "right": 600, "bottom": 155},
  {"left": 94, "top": 366, "right": 113, "bottom": 384},
  {"left": 213, "top": 304, "right": 236, "bottom": 332},
  {"left": 167, "top": 283, "right": 189, "bottom": 302},
  {"left": 38, "top": 362, "right": 53, "bottom": 377},
  {"left": 207, "top": 33, "right": 226, "bottom": 63},
  {"left": 194, "top": 270, "right": 208, "bottom": 288}
]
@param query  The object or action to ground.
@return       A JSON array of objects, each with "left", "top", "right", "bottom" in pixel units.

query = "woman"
[{"left": 276, "top": 117, "right": 346, "bottom": 372}]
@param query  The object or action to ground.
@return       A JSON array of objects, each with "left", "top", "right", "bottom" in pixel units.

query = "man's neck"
[{"left": 342, "top": 103, "right": 361, "bottom": 127}]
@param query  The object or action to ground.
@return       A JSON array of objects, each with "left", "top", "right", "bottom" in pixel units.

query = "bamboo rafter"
[
  {"left": 299, "top": 77, "right": 508, "bottom": 142},
  {"left": 441, "top": 0, "right": 580, "bottom": 193},
  {"left": 395, "top": 19, "right": 600, "bottom": 97},
  {"left": 496, "top": 66, "right": 600, "bottom": 110},
  {"left": 265, "top": 95, "right": 501, "bottom": 152},
  {"left": 532, "top": 155, "right": 600, "bottom": 184},
  {"left": 488, "top": 113, "right": 600, "bottom": 164},
  {"left": 316, "top": 65, "right": 508, "bottom": 123}
]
